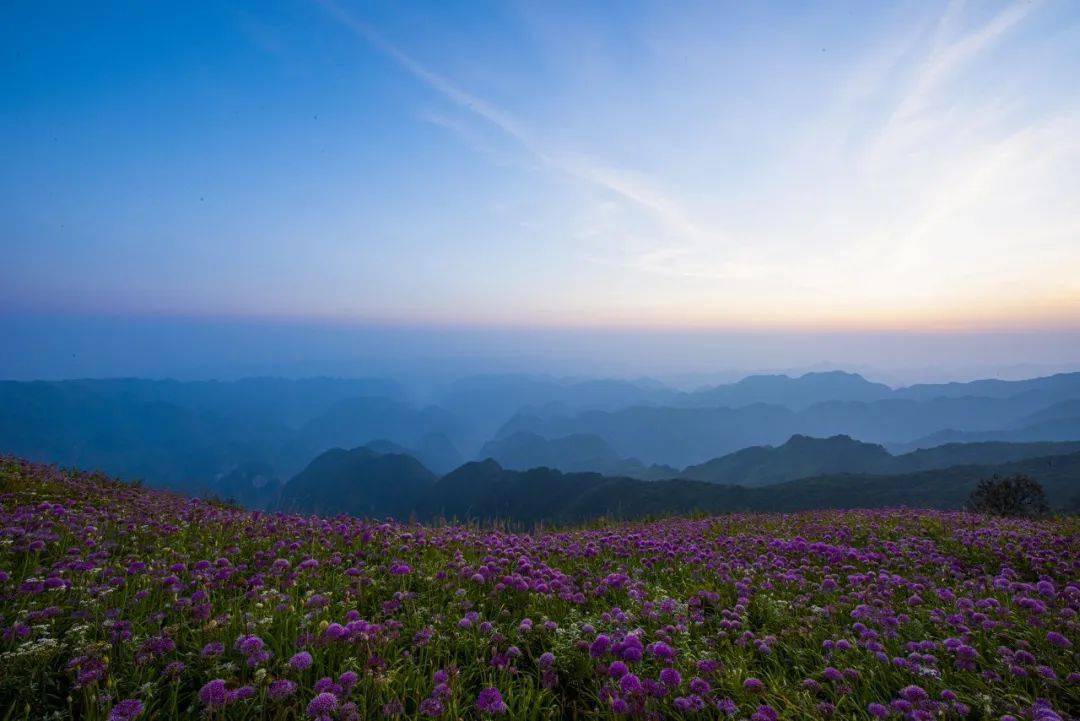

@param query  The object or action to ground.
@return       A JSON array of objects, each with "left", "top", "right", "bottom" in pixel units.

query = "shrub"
[{"left": 967, "top": 474, "right": 1049, "bottom": 517}]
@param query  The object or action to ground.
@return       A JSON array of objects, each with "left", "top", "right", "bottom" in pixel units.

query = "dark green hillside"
[
  {"left": 280, "top": 445, "right": 1080, "bottom": 524},
  {"left": 892, "top": 440, "right": 1080, "bottom": 472},
  {"left": 681, "top": 434, "right": 893, "bottom": 485},
  {"left": 278, "top": 446, "right": 437, "bottom": 518},
  {"left": 760, "top": 452, "right": 1080, "bottom": 512},
  {"left": 682, "top": 436, "right": 1080, "bottom": 486}
]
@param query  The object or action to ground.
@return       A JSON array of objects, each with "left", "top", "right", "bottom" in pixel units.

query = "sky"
[{"left": 2, "top": 1, "right": 1079, "bottom": 382}]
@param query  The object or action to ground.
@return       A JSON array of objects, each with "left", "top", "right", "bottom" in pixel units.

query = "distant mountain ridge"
[
  {"left": 0, "top": 377, "right": 463, "bottom": 494},
  {"left": 439, "top": 369, "right": 1080, "bottom": 420},
  {"left": 681, "top": 434, "right": 893, "bottom": 485},
  {"left": 681, "top": 435, "right": 1080, "bottom": 485},
  {"left": 478, "top": 432, "right": 676, "bottom": 480},
  {"left": 364, "top": 436, "right": 463, "bottom": 475},
  {"left": 273, "top": 445, "right": 1080, "bottom": 524},
  {"left": 482, "top": 431, "right": 1080, "bottom": 487},
  {"left": 498, "top": 387, "right": 1080, "bottom": 467},
  {"left": 3, "top": 370, "right": 1080, "bottom": 498},
  {"left": 684, "top": 371, "right": 893, "bottom": 409},
  {"left": 892, "top": 372, "right": 1080, "bottom": 402}
]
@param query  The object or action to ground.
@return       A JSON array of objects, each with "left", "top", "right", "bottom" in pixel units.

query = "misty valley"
[{"left": 4, "top": 370, "right": 1080, "bottom": 522}]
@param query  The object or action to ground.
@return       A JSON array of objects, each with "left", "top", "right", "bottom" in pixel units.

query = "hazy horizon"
[{"left": 3, "top": 311, "right": 1079, "bottom": 388}]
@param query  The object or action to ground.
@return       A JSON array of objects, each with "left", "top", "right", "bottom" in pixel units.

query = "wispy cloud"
[
  {"left": 868, "top": 0, "right": 1038, "bottom": 167},
  {"left": 314, "top": 0, "right": 529, "bottom": 142},
  {"left": 857, "top": 1, "right": 1058, "bottom": 274},
  {"left": 315, "top": 0, "right": 1078, "bottom": 325},
  {"left": 314, "top": 0, "right": 719, "bottom": 266}
]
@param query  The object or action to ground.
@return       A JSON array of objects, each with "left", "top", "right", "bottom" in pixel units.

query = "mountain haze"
[
  {"left": 3, "top": 371, "right": 1080, "bottom": 503},
  {"left": 478, "top": 432, "right": 676, "bottom": 480}
]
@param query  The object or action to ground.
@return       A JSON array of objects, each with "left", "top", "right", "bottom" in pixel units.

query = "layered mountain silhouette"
[
  {"left": 683, "top": 371, "right": 893, "bottom": 409},
  {"left": 681, "top": 435, "right": 1080, "bottom": 486},
  {"left": 891, "top": 372, "right": 1080, "bottom": 402},
  {"left": 478, "top": 432, "right": 676, "bottom": 480},
  {"left": 274, "top": 445, "right": 1080, "bottom": 524},
  {"left": 0, "top": 378, "right": 463, "bottom": 493},
  {"left": 498, "top": 389, "right": 1080, "bottom": 467},
  {"left": 3, "top": 371, "right": 1080, "bottom": 502},
  {"left": 891, "top": 399, "right": 1080, "bottom": 452},
  {"left": 364, "top": 436, "right": 463, "bottom": 475},
  {"left": 681, "top": 434, "right": 893, "bottom": 484},
  {"left": 434, "top": 375, "right": 680, "bottom": 440}
]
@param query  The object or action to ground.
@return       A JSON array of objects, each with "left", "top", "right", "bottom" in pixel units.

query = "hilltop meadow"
[{"left": 1, "top": 458, "right": 1076, "bottom": 720}]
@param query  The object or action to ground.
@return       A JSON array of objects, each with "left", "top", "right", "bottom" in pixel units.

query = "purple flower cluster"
[
  {"left": 107, "top": 699, "right": 143, "bottom": 721},
  {"left": 475, "top": 687, "right": 508, "bottom": 715},
  {"left": 0, "top": 457, "right": 1076, "bottom": 720}
]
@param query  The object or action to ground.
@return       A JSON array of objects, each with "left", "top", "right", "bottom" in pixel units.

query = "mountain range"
[
  {"left": 679, "top": 434, "right": 1080, "bottom": 485},
  {"left": 477, "top": 432, "right": 677, "bottom": 479},
  {"left": 3, "top": 370, "right": 1079, "bottom": 505},
  {"left": 497, "top": 383, "right": 1080, "bottom": 467},
  {"left": 262, "top": 443, "right": 1080, "bottom": 525},
  {"left": 0, "top": 377, "right": 466, "bottom": 495}
]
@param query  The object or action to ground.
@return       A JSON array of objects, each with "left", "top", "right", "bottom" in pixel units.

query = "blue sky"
[{"left": 2, "top": 1, "right": 1079, "bottom": 379}]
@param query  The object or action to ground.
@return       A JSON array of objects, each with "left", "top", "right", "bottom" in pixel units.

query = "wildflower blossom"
[
  {"left": 289, "top": 651, "right": 314, "bottom": 670},
  {"left": 307, "top": 692, "right": 339, "bottom": 720},
  {"left": 107, "top": 699, "right": 144, "bottom": 721},
  {"left": 868, "top": 703, "right": 889, "bottom": 718},
  {"left": 1046, "top": 631, "right": 1070, "bottom": 648},
  {"left": 660, "top": 667, "right": 682, "bottom": 688},
  {"left": 199, "top": 680, "right": 229, "bottom": 709},
  {"left": 269, "top": 679, "right": 298, "bottom": 700},
  {"left": 476, "top": 687, "right": 508, "bottom": 715}
]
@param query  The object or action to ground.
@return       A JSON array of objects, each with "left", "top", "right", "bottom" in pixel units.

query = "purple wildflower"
[
  {"left": 289, "top": 651, "right": 314, "bottom": 670},
  {"left": 200, "top": 642, "right": 224, "bottom": 659},
  {"left": 752, "top": 705, "right": 779, "bottom": 721},
  {"left": 107, "top": 699, "right": 144, "bottom": 721},
  {"left": 660, "top": 667, "right": 682, "bottom": 688},
  {"left": 269, "top": 679, "right": 298, "bottom": 700},
  {"left": 1046, "top": 631, "right": 1070, "bottom": 649},
  {"left": 418, "top": 697, "right": 444, "bottom": 717},
  {"left": 307, "top": 692, "right": 339, "bottom": 719},
  {"left": 620, "top": 673, "right": 643, "bottom": 695},
  {"left": 198, "top": 680, "right": 229, "bottom": 709},
  {"left": 868, "top": 703, "right": 889, "bottom": 718},
  {"left": 475, "top": 687, "right": 508, "bottom": 715}
]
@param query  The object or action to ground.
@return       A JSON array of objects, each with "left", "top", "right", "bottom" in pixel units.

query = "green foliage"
[{"left": 967, "top": 474, "right": 1049, "bottom": 518}]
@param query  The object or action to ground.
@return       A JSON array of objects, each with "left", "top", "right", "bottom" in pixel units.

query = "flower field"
[{"left": 1, "top": 458, "right": 1077, "bottom": 720}]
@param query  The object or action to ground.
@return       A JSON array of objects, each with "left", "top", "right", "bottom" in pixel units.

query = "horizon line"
[{"left": 4, "top": 305, "right": 1080, "bottom": 336}]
